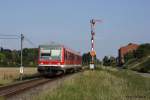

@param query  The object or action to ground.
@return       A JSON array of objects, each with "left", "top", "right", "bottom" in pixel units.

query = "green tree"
[
  {"left": 135, "top": 43, "right": 150, "bottom": 58},
  {"left": 23, "top": 48, "right": 38, "bottom": 67},
  {"left": 82, "top": 52, "right": 91, "bottom": 65},
  {"left": 103, "top": 56, "right": 117, "bottom": 67},
  {"left": 103, "top": 56, "right": 109, "bottom": 66},
  {"left": 0, "top": 53, "right": 6, "bottom": 66},
  {"left": 109, "top": 56, "right": 117, "bottom": 67},
  {"left": 124, "top": 52, "right": 135, "bottom": 62},
  {"left": 0, "top": 48, "right": 38, "bottom": 67}
]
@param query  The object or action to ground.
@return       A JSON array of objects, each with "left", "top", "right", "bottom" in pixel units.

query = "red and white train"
[{"left": 37, "top": 44, "right": 82, "bottom": 75}]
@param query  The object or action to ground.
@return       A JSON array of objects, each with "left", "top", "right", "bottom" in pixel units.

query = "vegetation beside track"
[
  {"left": 123, "top": 43, "right": 150, "bottom": 73},
  {"left": 35, "top": 67, "right": 150, "bottom": 100},
  {"left": 0, "top": 67, "right": 37, "bottom": 86}
]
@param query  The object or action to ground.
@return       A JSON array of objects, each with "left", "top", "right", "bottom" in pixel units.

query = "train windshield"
[
  {"left": 51, "top": 49, "right": 61, "bottom": 60},
  {"left": 40, "top": 48, "right": 61, "bottom": 60},
  {"left": 41, "top": 53, "right": 51, "bottom": 60}
]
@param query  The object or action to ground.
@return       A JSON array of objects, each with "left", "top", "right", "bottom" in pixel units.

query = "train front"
[{"left": 37, "top": 45, "right": 64, "bottom": 75}]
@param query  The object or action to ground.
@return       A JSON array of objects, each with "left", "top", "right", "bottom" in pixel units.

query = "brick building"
[{"left": 118, "top": 43, "right": 139, "bottom": 65}]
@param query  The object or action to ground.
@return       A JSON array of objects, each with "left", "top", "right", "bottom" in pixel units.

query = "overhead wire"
[
  {"left": 0, "top": 38, "right": 19, "bottom": 39},
  {"left": 0, "top": 33, "right": 37, "bottom": 48},
  {"left": 0, "top": 33, "right": 20, "bottom": 37},
  {"left": 23, "top": 35, "right": 37, "bottom": 48}
]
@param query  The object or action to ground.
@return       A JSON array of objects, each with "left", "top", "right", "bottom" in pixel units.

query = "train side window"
[
  {"left": 65, "top": 51, "right": 68, "bottom": 60},
  {"left": 67, "top": 51, "right": 69, "bottom": 60},
  {"left": 64, "top": 50, "right": 65, "bottom": 60}
]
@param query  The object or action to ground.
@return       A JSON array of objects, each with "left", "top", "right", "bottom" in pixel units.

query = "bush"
[{"left": 135, "top": 43, "right": 150, "bottom": 58}]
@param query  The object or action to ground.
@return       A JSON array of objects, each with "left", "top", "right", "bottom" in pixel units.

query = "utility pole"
[
  {"left": 90, "top": 19, "right": 102, "bottom": 70},
  {"left": 20, "top": 33, "right": 24, "bottom": 80}
]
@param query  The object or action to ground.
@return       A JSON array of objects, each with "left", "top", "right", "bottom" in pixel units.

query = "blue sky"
[{"left": 0, "top": 0, "right": 150, "bottom": 59}]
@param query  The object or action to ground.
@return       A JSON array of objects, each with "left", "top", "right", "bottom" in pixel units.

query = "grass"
[
  {"left": 0, "top": 97, "right": 4, "bottom": 100},
  {"left": 132, "top": 57, "right": 150, "bottom": 73},
  {"left": 34, "top": 67, "right": 150, "bottom": 100},
  {"left": 123, "top": 56, "right": 150, "bottom": 73},
  {"left": 0, "top": 67, "right": 37, "bottom": 86}
]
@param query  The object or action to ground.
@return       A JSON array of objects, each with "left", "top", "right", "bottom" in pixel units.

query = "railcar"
[{"left": 37, "top": 44, "right": 82, "bottom": 75}]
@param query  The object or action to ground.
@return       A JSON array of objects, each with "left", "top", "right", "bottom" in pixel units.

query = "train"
[{"left": 37, "top": 44, "right": 82, "bottom": 75}]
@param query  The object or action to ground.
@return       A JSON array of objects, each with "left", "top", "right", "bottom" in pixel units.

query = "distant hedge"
[{"left": 0, "top": 48, "right": 38, "bottom": 67}]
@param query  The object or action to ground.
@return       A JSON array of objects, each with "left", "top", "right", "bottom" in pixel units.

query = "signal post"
[
  {"left": 89, "top": 19, "right": 101, "bottom": 69},
  {"left": 20, "top": 34, "right": 24, "bottom": 80}
]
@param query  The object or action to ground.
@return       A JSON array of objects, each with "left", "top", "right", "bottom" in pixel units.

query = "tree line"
[{"left": 0, "top": 48, "right": 38, "bottom": 67}]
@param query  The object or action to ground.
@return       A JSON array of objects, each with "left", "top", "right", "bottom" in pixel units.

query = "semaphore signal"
[{"left": 90, "top": 19, "right": 102, "bottom": 69}]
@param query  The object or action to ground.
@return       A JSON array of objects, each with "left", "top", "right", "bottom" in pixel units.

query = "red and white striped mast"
[{"left": 90, "top": 19, "right": 102, "bottom": 69}]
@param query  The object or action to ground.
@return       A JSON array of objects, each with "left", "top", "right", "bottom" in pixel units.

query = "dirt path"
[
  {"left": 133, "top": 71, "right": 150, "bottom": 78},
  {"left": 117, "top": 67, "right": 150, "bottom": 78}
]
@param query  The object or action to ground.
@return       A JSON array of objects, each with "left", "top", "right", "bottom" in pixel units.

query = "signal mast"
[{"left": 90, "top": 19, "right": 102, "bottom": 69}]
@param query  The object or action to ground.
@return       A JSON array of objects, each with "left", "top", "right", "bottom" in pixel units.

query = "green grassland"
[{"left": 35, "top": 67, "right": 150, "bottom": 100}]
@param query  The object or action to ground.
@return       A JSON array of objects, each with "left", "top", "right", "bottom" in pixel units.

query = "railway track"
[
  {"left": 0, "top": 71, "right": 83, "bottom": 99},
  {"left": 0, "top": 78, "right": 51, "bottom": 97}
]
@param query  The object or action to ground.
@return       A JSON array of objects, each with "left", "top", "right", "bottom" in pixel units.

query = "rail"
[{"left": 0, "top": 78, "right": 50, "bottom": 97}]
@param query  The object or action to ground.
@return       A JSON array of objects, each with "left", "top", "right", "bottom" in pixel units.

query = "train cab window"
[
  {"left": 40, "top": 48, "right": 61, "bottom": 60},
  {"left": 40, "top": 53, "right": 51, "bottom": 60},
  {"left": 41, "top": 53, "right": 51, "bottom": 57},
  {"left": 51, "top": 49, "right": 61, "bottom": 60}
]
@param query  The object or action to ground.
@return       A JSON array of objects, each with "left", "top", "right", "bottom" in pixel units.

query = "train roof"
[
  {"left": 39, "top": 44, "right": 63, "bottom": 48},
  {"left": 39, "top": 44, "right": 81, "bottom": 56}
]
